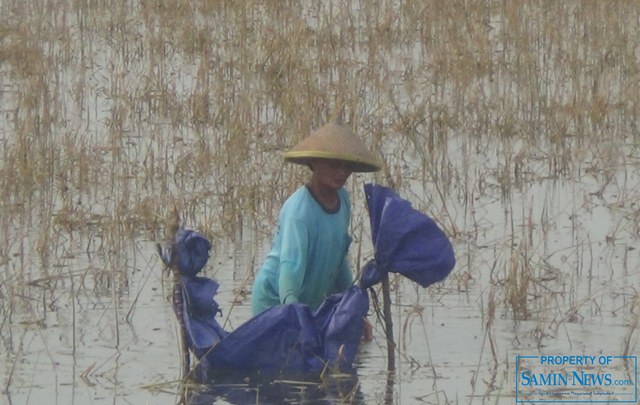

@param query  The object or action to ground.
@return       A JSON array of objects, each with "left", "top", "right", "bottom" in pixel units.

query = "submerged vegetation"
[{"left": 1, "top": 1, "right": 639, "bottom": 403}]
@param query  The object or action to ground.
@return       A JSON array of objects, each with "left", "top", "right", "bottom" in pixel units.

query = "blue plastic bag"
[
  {"left": 164, "top": 183, "right": 455, "bottom": 376},
  {"left": 361, "top": 183, "right": 456, "bottom": 289},
  {"left": 202, "top": 286, "right": 368, "bottom": 373}
]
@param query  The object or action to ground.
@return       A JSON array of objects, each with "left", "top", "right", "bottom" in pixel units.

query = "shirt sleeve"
[{"left": 277, "top": 217, "right": 309, "bottom": 305}]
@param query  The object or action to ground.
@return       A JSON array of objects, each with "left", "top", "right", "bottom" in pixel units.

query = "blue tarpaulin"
[{"left": 162, "top": 184, "right": 455, "bottom": 377}]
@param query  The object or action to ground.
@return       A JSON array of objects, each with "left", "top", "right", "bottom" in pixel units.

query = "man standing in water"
[{"left": 251, "top": 122, "right": 381, "bottom": 316}]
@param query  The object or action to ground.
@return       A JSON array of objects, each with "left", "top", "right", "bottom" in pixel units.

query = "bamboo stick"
[{"left": 379, "top": 157, "right": 397, "bottom": 373}]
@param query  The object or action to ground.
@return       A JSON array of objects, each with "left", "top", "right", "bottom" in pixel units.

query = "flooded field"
[{"left": 1, "top": 1, "right": 640, "bottom": 404}]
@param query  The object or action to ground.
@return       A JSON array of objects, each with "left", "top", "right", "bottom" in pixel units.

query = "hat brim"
[{"left": 283, "top": 150, "right": 382, "bottom": 173}]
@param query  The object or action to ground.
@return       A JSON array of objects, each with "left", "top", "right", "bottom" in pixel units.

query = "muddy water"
[
  {"left": 3, "top": 141, "right": 638, "bottom": 404},
  {"left": 2, "top": 1, "right": 640, "bottom": 404}
]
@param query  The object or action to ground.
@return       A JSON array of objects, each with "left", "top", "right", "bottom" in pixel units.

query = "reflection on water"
[{"left": 2, "top": 1, "right": 640, "bottom": 404}]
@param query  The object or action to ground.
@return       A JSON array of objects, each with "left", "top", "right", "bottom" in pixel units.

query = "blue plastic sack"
[
  {"left": 361, "top": 183, "right": 456, "bottom": 289},
  {"left": 164, "top": 184, "right": 455, "bottom": 377},
  {"left": 161, "top": 228, "right": 212, "bottom": 277},
  {"left": 179, "top": 276, "right": 228, "bottom": 359},
  {"left": 202, "top": 286, "right": 368, "bottom": 373},
  {"left": 165, "top": 229, "right": 368, "bottom": 375}
]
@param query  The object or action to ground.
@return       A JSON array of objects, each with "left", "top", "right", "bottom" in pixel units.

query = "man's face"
[{"left": 310, "top": 158, "right": 354, "bottom": 189}]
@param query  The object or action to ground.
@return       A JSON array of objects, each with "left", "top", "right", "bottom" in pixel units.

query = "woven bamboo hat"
[{"left": 283, "top": 122, "right": 382, "bottom": 172}]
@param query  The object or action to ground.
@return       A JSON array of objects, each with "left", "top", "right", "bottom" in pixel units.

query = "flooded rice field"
[{"left": 1, "top": 1, "right": 640, "bottom": 404}]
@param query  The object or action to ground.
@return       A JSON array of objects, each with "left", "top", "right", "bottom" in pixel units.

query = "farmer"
[{"left": 251, "top": 122, "right": 381, "bottom": 316}]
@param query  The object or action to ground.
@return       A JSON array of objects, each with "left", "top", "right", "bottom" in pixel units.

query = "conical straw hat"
[{"left": 283, "top": 122, "right": 382, "bottom": 172}]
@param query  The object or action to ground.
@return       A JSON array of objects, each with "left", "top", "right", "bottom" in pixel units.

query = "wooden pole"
[
  {"left": 172, "top": 278, "right": 190, "bottom": 377},
  {"left": 380, "top": 159, "right": 396, "bottom": 373},
  {"left": 159, "top": 207, "right": 191, "bottom": 378},
  {"left": 381, "top": 274, "right": 395, "bottom": 372}
]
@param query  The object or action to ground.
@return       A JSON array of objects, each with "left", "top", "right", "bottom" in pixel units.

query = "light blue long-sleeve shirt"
[{"left": 251, "top": 185, "right": 353, "bottom": 315}]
